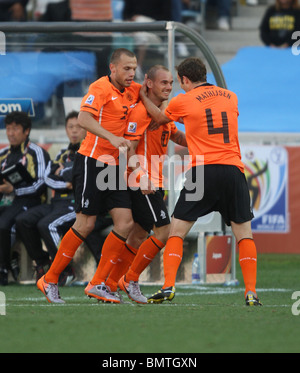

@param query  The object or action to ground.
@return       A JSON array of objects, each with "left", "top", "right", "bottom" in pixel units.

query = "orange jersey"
[
  {"left": 78, "top": 76, "right": 140, "bottom": 164},
  {"left": 124, "top": 101, "right": 178, "bottom": 187},
  {"left": 165, "top": 83, "right": 244, "bottom": 172}
]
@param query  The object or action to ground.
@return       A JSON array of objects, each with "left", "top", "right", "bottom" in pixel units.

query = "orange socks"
[
  {"left": 105, "top": 244, "right": 137, "bottom": 291},
  {"left": 45, "top": 228, "right": 83, "bottom": 284},
  {"left": 91, "top": 231, "right": 126, "bottom": 285},
  {"left": 125, "top": 236, "right": 165, "bottom": 282},
  {"left": 163, "top": 236, "right": 183, "bottom": 288},
  {"left": 238, "top": 238, "right": 257, "bottom": 297}
]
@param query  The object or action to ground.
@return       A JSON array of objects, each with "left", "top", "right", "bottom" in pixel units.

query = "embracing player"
[{"left": 140, "top": 57, "right": 261, "bottom": 307}]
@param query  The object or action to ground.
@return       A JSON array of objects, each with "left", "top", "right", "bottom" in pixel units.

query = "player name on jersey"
[{"left": 195, "top": 89, "right": 232, "bottom": 103}]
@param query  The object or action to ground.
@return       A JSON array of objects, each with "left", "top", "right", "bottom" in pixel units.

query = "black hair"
[
  {"left": 4, "top": 111, "right": 32, "bottom": 132},
  {"left": 65, "top": 110, "right": 79, "bottom": 124}
]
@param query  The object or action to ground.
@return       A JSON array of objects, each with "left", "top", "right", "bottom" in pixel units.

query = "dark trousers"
[
  {"left": 16, "top": 200, "right": 113, "bottom": 266},
  {"left": 0, "top": 197, "right": 41, "bottom": 269},
  {"left": 16, "top": 200, "right": 76, "bottom": 264}
]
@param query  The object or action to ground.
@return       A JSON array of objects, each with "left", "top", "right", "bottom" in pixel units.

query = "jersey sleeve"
[
  {"left": 164, "top": 94, "right": 186, "bottom": 122},
  {"left": 124, "top": 103, "right": 151, "bottom": 141},
  {"left": 80, "top": 80, "right": 108, "bottom": 117}
]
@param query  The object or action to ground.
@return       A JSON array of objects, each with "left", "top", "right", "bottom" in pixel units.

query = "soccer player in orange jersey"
[
  {"left": 104, "top": 65, "right": 187, "bottom": 303},
  {"left": 37, "top": 48, "right": 142, "bottom": 304},
  {"left": 140, "top": 57, "right": 261, "bottom": 306}
]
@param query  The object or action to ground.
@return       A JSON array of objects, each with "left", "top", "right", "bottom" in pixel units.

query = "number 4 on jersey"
[{"left": 205, "top": 108, "right": 230, "bottom": 143}]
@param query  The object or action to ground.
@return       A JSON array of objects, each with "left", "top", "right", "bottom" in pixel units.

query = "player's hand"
[
  {"left": 148, "top": 119, "right": 161, "bottom": 131},
  {"left": 139, "top": 75, "right": 148, "bottom": 99},
  {"left": 110, "top": 136, "right": 131, "bottom": 153},
  {"left": 139, "top": 174, "right": 156, "bottom": 195}
]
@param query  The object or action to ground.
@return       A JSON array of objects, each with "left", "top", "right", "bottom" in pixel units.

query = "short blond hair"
[{"left": 110, "top": 48, "right": 136, "bottom": 64}]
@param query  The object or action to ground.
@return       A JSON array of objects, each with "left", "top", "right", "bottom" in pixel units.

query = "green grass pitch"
[{"left": 0, "top": 254, "right": 300, "bottom": 354}]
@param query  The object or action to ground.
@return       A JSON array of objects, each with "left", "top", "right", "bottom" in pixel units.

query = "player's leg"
[
  {"left": 224, "top": 166, "right": 261, "bottom": 306},
  {"left": 118, "top": 224, "right": 167, "bottom": 304},
  {"left": 43, "top": 212, "right": 95, "bottom": 285},
  {"left": 118, "top": 189, "right": 170, "bottom": 303},
  {"left": 89, "top": 207, "right": 134, "bottom": 285},
  {"left": 105, "top": 222, "right": 145, "bottom": 293},
  {"left": 148, "top": 217, "right": 194, "bottom": 303},
  {"left": 37, "top": 202, "right": 76, "bottom": 260},
  {"left": 105, "top": 242, "right": 138, "bottom": 300},
  {"left": 38, "top": 204, "right": 77, "bottom": 286},
  {"left": 163, "top": 217, "right": 194, "bottom": 287},
  {"left": 85, "top": 162, "right": 135, "bottom": 303},
  {"left": 148, "top": 167, "right": 202, "bottom": 303},
  {"left": 124, "top": 224, "right": 168, "bottom": 284},
  {"left": 85, "top": 207, "right": 134, "bottom": 303},
  {"left": 37, "top": 154, "right": 99, "bottom": 302},
  {"left": 125, "top": 189, "right": 170, "bottom": 282},
  {"left": 231, "top": 220, "right": 261, "bottom": 306}
]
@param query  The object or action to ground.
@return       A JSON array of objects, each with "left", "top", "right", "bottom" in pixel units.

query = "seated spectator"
[
  {"left": 0, "top": 111, "right": 50, "bottom": 285},
  {"left": 207, "top": 0, "right": 232, "bottom": 31},
  {"left": 259, "top": 0, "right": 300, "bottom": 48},
  {"left": 33, "top": 0, "right": 69, "bottom": 21},
  {"left": 40, "top": 0, "right": 71, "bottom": 21},
  {"left": 0, "top": 0, "right": 28, "bottom": 21}
]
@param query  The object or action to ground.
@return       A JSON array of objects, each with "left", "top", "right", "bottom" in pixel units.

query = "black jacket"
[
  {"left": 260, "top": 6, "right": 300, "bottom": 46},
  {"left": 44, "top": 142, "right": 80, "bottom": 201},
  {"left": 0, "top": 137, "right": 50, "bottom": 200}
]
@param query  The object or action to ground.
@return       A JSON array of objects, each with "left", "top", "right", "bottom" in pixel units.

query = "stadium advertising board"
[
  {"left": 0, "top": 98, "right": 35, "bottom": 117},
  {"left": 241, "top": 145, "right": 288, "bottom": 233}
]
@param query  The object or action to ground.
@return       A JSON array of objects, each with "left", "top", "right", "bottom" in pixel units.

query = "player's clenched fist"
[{"left": 110, "top": 136, "right": 131, "bottom": 153}]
